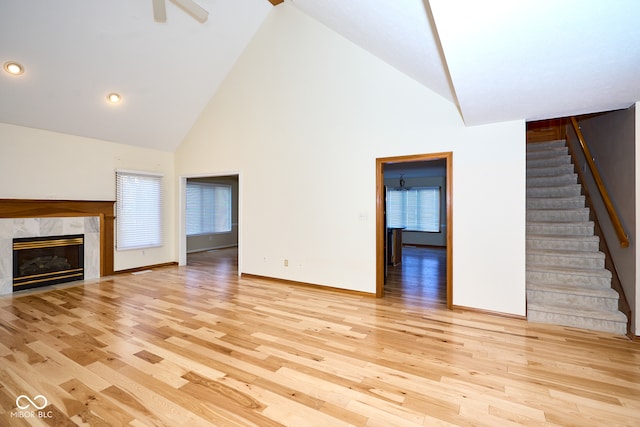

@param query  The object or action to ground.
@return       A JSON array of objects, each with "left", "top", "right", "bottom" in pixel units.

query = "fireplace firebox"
[{"left": 13, "top": 234, "right": 84, "bottom": 292}]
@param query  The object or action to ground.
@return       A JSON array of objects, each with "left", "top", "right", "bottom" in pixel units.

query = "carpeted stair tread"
[
  {"left": 526, "top": 221, "right": 594, "bottom": 236},
  {"left": 526, "top": 234, "right": 599, "bottom": 243},
  {"left": 526, "top": 164, "right": 576, "bottom": 177},
  {"left": 526, "top": 196, "right": 586, "bottom": 209},
  {"left": 526, "top": 264, "right": 612, "bottom": 277},
  {"left": 527, "top": 155, "right": 572, "bottom": 168},
  {"left": 526, "top": 220, "right": 593, "bottom": 227},
  {"left": 526, "top": 184, "right": 582, "bottom": 197},
  {"left": 526, "top": 139, "right": 567, "bottom": 150},
  {"left": 526, "top": 147, "right": 568, "bottom": 159},
  {"left": 526, "top": 208, "right": 590, "bottom": 222},
  {"left": 527, "top": 281, "right": 619, "bottom": 297},
  {"left": 526, "top": 207, "right": 589, "bottom": 213},
  {"left": 527, "top": 199, "right": 585, "bottom": 205},
  {"left": 526, "top": 174, "right": 577, "bottom": 187},
  {"left": 526, "top": 235, "right": 600, "bottom": 252},
  {"left": 527, "top": 302, "right": 627, "bottom": 322},
  {"left": 526, "top": 248, "right": 604, "bottom": 260},
  {"left": 526, "top": 221, "right": 593, "bottom": 230}
]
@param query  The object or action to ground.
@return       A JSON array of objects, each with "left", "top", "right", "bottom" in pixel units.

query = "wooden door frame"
[
  {"left": 376, "top": 152, "right": 453, "bottom": 308},
  {"left": 178, "top": 172, "right": 242, "bottom": 274}
]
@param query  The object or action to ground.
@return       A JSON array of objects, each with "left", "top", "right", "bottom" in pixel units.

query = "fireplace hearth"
[{"left": 13, "top": 234, "right": 84, "bottom": 291}]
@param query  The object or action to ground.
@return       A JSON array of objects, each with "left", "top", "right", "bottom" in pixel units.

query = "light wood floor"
[{"left": 1, "top": 248, "right": 639, "bottom": 426}]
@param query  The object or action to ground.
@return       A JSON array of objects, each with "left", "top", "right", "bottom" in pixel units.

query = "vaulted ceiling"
[{"left": 1, "top": 0, "right": 639, "bottom": 151}]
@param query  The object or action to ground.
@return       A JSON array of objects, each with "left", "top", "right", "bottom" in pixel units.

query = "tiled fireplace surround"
[
  {"left": 0, "top": 217, "right": 100, "bottom": 295},
  {"left": 0, "top": 199, "right": 115, "bottom": 296}
]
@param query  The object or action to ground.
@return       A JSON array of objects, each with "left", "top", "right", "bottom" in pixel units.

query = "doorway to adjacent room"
[
  {"left": 179, "top": 173, "right": 240, "bottom": 273},
  {"left": 376, "top": 153, "right": 452, "bottom": 308}
]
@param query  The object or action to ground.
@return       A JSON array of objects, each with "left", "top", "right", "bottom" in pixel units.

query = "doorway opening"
[
  {"left": 179, "top": 173, "right": 240, "bottom": 274},
  {"left": 376, "top": 153, "right": 452, "bottom": 308}
]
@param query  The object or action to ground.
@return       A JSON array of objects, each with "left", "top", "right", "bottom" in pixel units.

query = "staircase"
[{"left": 526, "top": 140, "right": 627, "bottom": 335}]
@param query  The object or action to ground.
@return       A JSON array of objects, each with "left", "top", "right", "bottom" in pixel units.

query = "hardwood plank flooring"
[
  {"left": 1, "top": 247, "right": 639, "bottom": 426},
  {"left": 385, "top": 246, "right": 447, "bottom": 306}
]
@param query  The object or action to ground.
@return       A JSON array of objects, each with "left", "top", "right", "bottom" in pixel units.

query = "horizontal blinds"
[
  {"left": 186, "top": 182, "right": 232, "bottom": 235},
  {"left": 386, "top": 190, "right": 405, "bottom": 228},
  {"left": 116, "top": 171, "right": 163, "bottom": 250},
  {"left": 386, "top": 187, "right": 440, "bottom": 232}
]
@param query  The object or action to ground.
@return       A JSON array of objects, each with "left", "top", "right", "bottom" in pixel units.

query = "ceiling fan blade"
[
  {"left": 152, "top": 0, "right": 167, "bottom": 22},
  {"left": 169, "top": 0, "right": 208, "bottom": 23}
]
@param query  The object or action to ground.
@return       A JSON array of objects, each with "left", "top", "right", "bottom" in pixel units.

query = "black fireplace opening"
[{"left": 13, "top": 234, "right": 84, "bottom": 292}]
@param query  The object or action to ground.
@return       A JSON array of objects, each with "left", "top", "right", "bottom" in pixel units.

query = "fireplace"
[{"left": 13, "top": 234, "right": 84, "bottom": 292}]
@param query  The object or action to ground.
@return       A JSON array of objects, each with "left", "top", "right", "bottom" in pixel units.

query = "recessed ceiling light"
[
  {"left": 107, "top": 93, "right": 122, "bottom": 103},
  {"left": 3, "top": 61, "right": 24, "bottom": 75}
]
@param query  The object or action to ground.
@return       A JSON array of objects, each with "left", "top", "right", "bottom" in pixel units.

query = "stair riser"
[
  {"left": 527, "top": 290, "right": 619, "bottom": 311},
  {"left": 527, "top": 223, "right": 594, "bottom": 236},
  {"left": 527, "top": 174, "right": 577, "bottom": 187},
  {"left": 527, "top": 197, "right": 585, "bottom": 209},
  {"left": 527, "top": 164, "right": 575, "bottom": 177},
  {"left": 527, "top": 186, "right": 582, "bottom": 197},
  {"left": 527, "top": 254, "right": 604, "bottom": 269},
  {"left": 526, "top": 270, "right": 611, "bottom": 287},
  {"left": 526, "top": 147, "right": 568, "bottom": 159},
  {"left": 526, "top": 239, "right": 600, "bottom": 252},
  {"left": 527, "top": 310, "right": 626, "bottom": 335},
  {"left": 526, "top": 210, "right": 590, "bottom": 222},
  {"left": 527, "top": 155, "right": 572, "bottom": 168},
  {"left": 526, "top": 140, "right": 567, "bottom": 151}
]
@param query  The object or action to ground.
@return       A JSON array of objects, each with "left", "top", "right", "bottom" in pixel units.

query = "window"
[
  {"left": 116, "top": 171, "right": 163, "bottom": 250},
  {"left": 186, "top": 182, "right": 232, "bottom": 235},
  {"left": 386, "top": 187, "right": 440, "bottom": 232}
]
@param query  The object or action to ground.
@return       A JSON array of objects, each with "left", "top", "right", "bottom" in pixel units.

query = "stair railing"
[{"left": 569, "top": 116, "right": 630, "bottom": 248}]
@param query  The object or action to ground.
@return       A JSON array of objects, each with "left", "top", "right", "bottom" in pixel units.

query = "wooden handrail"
[{"left": 569, "top": 117, "right": 629, "bottom": 248}]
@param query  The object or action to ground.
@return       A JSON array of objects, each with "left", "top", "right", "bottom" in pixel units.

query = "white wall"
[
  {"left": 0, "top": 123, "right": 176, "bottom": 271},
  {"left": 176, "top": 4, "right": 526, "bottom": 316},
  {"left": 637, "top": 101, "right": 640, "bottom": 334}
]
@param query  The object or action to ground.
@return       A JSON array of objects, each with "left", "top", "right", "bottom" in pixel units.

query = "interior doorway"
[
  {"left": 376, "top": 153, "right": 452, "bottom": 308},
  {"left": 179, "top": 173, "right": 240, "bottom": 273}
]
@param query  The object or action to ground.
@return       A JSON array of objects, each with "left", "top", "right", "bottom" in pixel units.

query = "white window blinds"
[
  {"left": 186, "top": 182, "right": 232, "bottom": 235},
  {"left": 386, "top": 187, "right": 440, "bottom": 232},
  {"left": 116, "top": 171, "right": 163, "bottom": 250}
]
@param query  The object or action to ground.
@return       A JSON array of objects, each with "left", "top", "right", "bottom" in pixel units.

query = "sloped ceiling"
[
  {"left": 288, "top": 0, "right": 456, "bottom": 102},
  {"left": 1, "top": 0, "right": 639, "bottom": 151},
  {"left": 429, "top": 0, "right": 640, "bottom": 125},
  {"left": 0, "top": 0, "right": 271, "bottom": 151}
]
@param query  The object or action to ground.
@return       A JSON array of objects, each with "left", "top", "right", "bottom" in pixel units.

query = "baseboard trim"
[
  {"left": 114, "top": 262, "right": 178, "bottom": 275},
  {"left": 451, "top": 304, "right": 527, "bottom": 320},
  {"left": 187, "top": 245, "right": 238, "bottom": 254},
  {"left": 241, "top": 273, "right": 375, "bottom": 297},
  {"left": 402, "top": 243, "right": 446, "bottom": 249}
]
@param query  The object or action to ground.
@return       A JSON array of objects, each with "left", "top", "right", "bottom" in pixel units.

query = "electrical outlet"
[{"left": 284, "top": 259, "right": 288, "bottom": 267}]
